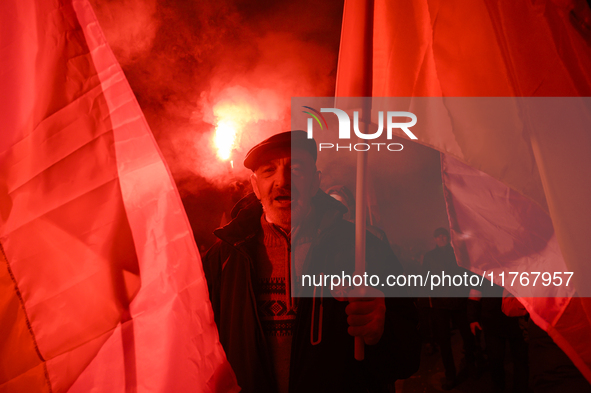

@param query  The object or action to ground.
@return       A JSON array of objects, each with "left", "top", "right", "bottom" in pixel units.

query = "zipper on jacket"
[
  {"left": 225, "top": 236, "right": 278, "bottom": 390},
  {"left": 310, "top": 273, "right": 324, "bottom": 345}
]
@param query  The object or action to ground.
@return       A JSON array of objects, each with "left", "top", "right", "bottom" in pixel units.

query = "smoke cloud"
[
  {"left": 90, "top": 0, "right": 451, "bottom": 258},
  {"left": 90, "top": 0, "right": 343, "bottom": 191},
  {"left": 89, "top": 0, "right": 344, "bottom": 249},
  {"left": 90, "top": 0, "right": 159, "bottom": 66}
]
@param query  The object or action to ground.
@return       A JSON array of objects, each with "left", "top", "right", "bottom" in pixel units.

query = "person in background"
[
  {"left": 417, "top": 248, "right": 437, "bottom": 356},
  {"left": 422, "top": 227, "right": 479, "bottom": 390},
  {"left": 468, "top": 284, "right": 528, "bottom": 393}
]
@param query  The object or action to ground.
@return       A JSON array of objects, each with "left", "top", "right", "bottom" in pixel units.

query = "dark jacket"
[
  {"left": 467, "top": 281, "right": 524, "bottom": 338},
  {"left": 422, "top": 243, "right": 474, "bottom": 310},
  {"left": 203, "top": 191, "right": 420, "bottom": 393}
]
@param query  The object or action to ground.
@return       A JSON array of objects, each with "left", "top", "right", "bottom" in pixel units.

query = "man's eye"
[{"left": 262, "top": 166, "right": 275, "bottom": 173}]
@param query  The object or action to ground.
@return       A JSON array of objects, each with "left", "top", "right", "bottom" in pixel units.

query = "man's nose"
[{"left": 275, "top": 165, "right": 291, "bottom": 187}]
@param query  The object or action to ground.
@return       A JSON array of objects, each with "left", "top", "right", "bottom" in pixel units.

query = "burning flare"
[
  {"left": 213, "top": 99, "right": 261, "bottom": 161},
  {"left": 214, "top": 119, "right": 238, "bottom": 160}
]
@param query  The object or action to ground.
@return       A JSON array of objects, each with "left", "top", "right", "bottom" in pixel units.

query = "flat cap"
[{"left": 243, "top": 130, "right": 317, "bottom": 170}]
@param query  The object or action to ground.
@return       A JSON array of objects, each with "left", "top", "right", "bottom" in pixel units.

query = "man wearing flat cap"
[{"left": 203, "top": 131, "right": 420, "bottom": 393}]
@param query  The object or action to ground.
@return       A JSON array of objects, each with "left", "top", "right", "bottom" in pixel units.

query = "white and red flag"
[
  {"left": 0, "top": 0, "right": 238, "bottom": 391},
  {"left": 337, "top": 0, "right": 591, "bottom": 381}
]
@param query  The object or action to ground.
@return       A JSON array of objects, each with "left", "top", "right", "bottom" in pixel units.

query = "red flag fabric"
[
  {"left": 337, "top": 0, "right": 591, "bottom": 381},
  {"left": 0, "top": 0, "right": 238, "bottom": 392}
]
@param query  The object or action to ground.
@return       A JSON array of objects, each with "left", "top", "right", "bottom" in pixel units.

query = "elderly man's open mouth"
[{"left": 274, "top": 194, "right": 292, "bottom": 206}]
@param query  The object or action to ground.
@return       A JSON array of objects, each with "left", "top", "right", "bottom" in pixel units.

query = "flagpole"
[
  {"left": 354, "top": 113, "right": 370, "bottom": 360},
  {"left": 335, "top": 0, "right": 374, "bottom": 361}
]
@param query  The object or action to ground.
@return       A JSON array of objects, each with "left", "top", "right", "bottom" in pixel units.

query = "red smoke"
[
  {"left": 89, "top": 0, "right": 451, "bottom": 256},
  {"left": 90, "top": 0, "right": 343, "bottom": 249},
  {"left": 91, "top": 0, "right": 342, "bottom": 189}
]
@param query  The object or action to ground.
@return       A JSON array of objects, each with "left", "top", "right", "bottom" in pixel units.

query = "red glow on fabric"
[{"left": 0, "top": 0, "right": 239, "bottom": 391}]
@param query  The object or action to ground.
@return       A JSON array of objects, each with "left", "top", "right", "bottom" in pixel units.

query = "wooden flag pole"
[
  {"left": 335, "top": 0, "right": 374, "bottom": 361},
  {"left": 354, "top": 126, "right": 369, "bottom": 361}
]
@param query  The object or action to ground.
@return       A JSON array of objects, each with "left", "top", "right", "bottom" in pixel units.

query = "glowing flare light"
[
  {"left": 212, "top": 99, "right": 262, "bottom": 161},
  {"left": 214, "top": 120, "right": 238, "bottom": 160}
]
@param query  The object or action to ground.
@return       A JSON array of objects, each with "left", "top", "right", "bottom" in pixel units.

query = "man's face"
[
  {"left": 250, "top": 147, "right": 320, "bottom": 231},
  {"left": 435, "top": 234, "right": 450, "bottom": 247}
]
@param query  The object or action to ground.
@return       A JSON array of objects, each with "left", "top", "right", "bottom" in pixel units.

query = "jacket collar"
[
  {"left": 214, "top": 190, "right": 347, "bottom": 247},
  {"left": 213, "top": 193, "right": 262, "bottom": 247}
]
